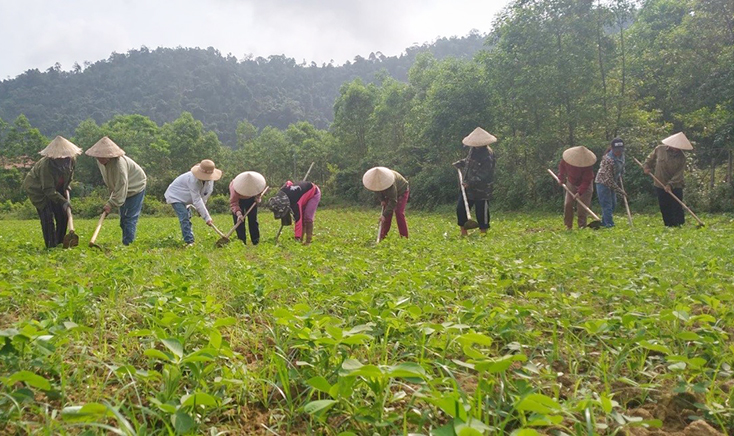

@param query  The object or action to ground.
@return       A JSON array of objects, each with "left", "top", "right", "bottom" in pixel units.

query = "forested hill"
[{"left": 0, "top": 33, "right": 487, "bottom": 147}]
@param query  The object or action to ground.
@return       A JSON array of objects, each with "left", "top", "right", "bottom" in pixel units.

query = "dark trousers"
[
  {"left": 656, "top": 187, "right": 685, "bottom": 227},
  {"left": 233, "top": 198, "right": 259, "bottom": 245},
  {"left": 37, "top": 201, "right": 67, "bottom": 248},
  {"left": 456, "top": 196, "right": 490, "bottom": 230}
]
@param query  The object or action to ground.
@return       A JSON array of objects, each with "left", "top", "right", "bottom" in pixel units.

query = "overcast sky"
[{"left": 0, "top": 0, "right": 511, "bottom": 80}]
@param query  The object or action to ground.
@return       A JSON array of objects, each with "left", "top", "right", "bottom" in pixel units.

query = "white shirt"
[{"left": 164, "top": 171, "right": 214, "bottom": 222}]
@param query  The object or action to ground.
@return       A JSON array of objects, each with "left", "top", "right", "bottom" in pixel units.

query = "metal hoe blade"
[
  {"left": 464, "top": 220, "right": 480, "bottom": 230},
  {"left": 62, "top": 231, "right": 79, "bottom": 248}
]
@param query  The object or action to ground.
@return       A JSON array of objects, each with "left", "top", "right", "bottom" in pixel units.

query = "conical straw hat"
[
  {"left": 39, "top": 136, "right": 82, "bottom": 158},
  {"left": 191, "top": 159, "right": 222, "bottom": 181},
  {"left": 661, "top": 132, "right": 693, "bottom": 150},
  {"left": 462, "top": 127, "right": 497, "bottom": 147},
  {"left": 562, "top": 146, "right": 597, "bottom": 167},
  {"left": 362, "top": 167, "right": 395, "bottom": 191},
  {"left": 85, "top": 136, "right": 125, "bottom": 158},
  {"left": 232, "top": 171, "right": 266, "bottom": 196}
]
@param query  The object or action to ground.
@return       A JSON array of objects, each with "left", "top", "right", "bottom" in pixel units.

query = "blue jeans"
[
  {"left": 596, "top": 183, "right": 616, "bottom": 227},
  {"left": 119, "top": 189, "right": 145, "bottom": 245},
  {"left": 171, "top": 202, "right": 194, "bottom": 243}
]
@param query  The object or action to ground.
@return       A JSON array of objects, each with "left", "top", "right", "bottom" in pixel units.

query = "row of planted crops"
[{"left": 2, "top": 210, "right": 734, "bottom": 435}]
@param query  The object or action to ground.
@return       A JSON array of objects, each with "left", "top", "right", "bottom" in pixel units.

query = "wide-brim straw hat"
[
  {"left": 39, "top": 136, "right": 82, "bottom": 158},
  {"left": 232, "top": 171, "right": 266, "bottom": 196},
  {"left": 191, "top": 159, "right": 222, "bottom": 181},
  {"left": 85, "top": 136, "right": 125, "bottom": 158},
  {"left": 562, "top": 146, "right": 597, "bottom": 167},
  {"left": 362, "top": 167, "right": 395, "bottom": 191},
  {"left": 462, "top": 127, "right": 497, "bottom": 147},
  {"left": 661, "top": 132, "right": 693, "bottom": 150}
]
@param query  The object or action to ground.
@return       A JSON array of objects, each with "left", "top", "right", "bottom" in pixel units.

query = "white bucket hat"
[
  {"left": 191, "top": 159, "right": 222, "bottom": 181},
  {"left": 362, "top": 167, "right": 395, "bottom": 191},
  {"left": 85, "top": 136, "right": 125, "bottom": 158},
  {"left": 661, "top": 132, "right": 693, "bottom": 150},
  {"left": 462, "top": 127, "right": 497, "bottom": 147},
  {"left": 232, "top": 171, "right": 266, "bottom": 196},
  {"left": 562, "top": 146, "right": 597, "bottom": 167},
  {"left": 39, "top": 136, "right": 82, "bottom": 158}
]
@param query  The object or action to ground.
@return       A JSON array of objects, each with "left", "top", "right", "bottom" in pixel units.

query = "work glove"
[{"left": 62, "top": 201, "right": 71, "bottom": 213}]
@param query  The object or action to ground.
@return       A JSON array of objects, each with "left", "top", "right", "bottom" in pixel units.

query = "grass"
[{"left": 1, "top": 209, "right": 734, "bottom": 435}]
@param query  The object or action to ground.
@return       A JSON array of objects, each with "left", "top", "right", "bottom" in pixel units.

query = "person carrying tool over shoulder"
[
  {"left": 362, "top": 167, "right": 409, "bottom": 241},
  {"left": 453, "top": 127, "right": 497, "bottom": 236},
  {"left": 23, "top": 136, "right": 82, "bottom": 248},
  {"left": 164, "top": 159, "right": 222, "bottom": 246},
  {"left": 556, "top": 146, "right": 596, "bottom": 230},
  {"left": 643, "top": 132, "right": 692, "bottom": 227},
  {"left": 268, "top": 181, "right": 321, "bottom": 245},
  {"left": 229, "top": 171, "right": 266, "bottom": 245},
  {"left": 85, "top": 136, "right": 147, "bottom": 246}
]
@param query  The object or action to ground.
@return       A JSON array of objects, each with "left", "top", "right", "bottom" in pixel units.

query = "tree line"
[
  {"left": 0, "top": 34, "right": 487, "bottom": 146},
  {"left": 1, "top": 0, "right": 732, "bottom": 214}
]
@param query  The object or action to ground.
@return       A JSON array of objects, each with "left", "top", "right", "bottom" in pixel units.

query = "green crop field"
[{"left": 1, "top": 210, "right": 734, "bottom": 435}]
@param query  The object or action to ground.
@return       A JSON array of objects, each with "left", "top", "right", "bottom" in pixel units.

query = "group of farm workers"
[
  {"left": 555, "top": 131, "right": 693, "bottom": 229},
  {"left": 22, "top": 127, "right": 694, "bottom": 248},
  {"left": 21, "top": 136, "right": 320, "bottom": 248}
]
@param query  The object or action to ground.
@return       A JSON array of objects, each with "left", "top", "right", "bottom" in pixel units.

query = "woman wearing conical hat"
[
  {"left": 85, "top": 136, "right": 147, "bottom": 246},
  {"left": 22, "top": 136, "right": 82, "bottom": 248},
  {"left": 229, "top": 171, "right": 267, "bottom": 245},
  {"left": 643, "top": 132, "right": 692, "bottom": 227},
  {"left": 453, "top": 127, "right": 497, "bottom": 236},
  {"left": 164, "top": 160, "right": 223, "bottom": 246},
  {"left": 556, "top": 146, "right": 596, "bottom": 230},
  {"left": 363, "top": 167, "right": 409, "bottom": 240}
]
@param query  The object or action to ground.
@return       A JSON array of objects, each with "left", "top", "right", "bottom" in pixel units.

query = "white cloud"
[{"left": 0, "top": 0, "right": 510, "bottom": 79}]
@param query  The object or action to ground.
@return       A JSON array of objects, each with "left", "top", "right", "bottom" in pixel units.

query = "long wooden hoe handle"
[
  {"left": 457, "top": 168, "right": 473, "bottom": 221},
  {"left": 89, "top": 212, "right": 107, "bottom": 245},
  {"left": 546, "top": 169, "right": 602, "bottom": 221},
  {"left": 376, "top": 205, "right": 384, "bottom": 244},
  {"left": 210, "top": 223, "right": 227, "bottom": 238},
  {"left": 620, "top": 178, "right": 633, "bottom": 227},
  {"left": 302, "top": 162, "right": 315, "bottom": 181},
  {"left": 632, "top": 157, "right": 705, "bottom": 226},
  {"left": 66, "top": 209, "right": 75, "bottom": 232},
  {"left": 65, "top": 191, "right": 75, "bottom": 232}
]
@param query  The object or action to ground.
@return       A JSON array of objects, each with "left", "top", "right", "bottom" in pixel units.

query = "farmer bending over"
[
  {"left": 85, "top": 137, "right": 147, "bottom": 246},
  {"left": 229, "top": 171, "right": 267, "bottom": 245},
  {"left": 268, "top": 180, "right": 321, "bottom": 245},
  {"left": 556, "top": 146, "right": 596, "bottom": 230},
  {"left": 363, "top": 167, "right": 409, "bottom": 241},
  {"left": 164, "top": 159, "right": 223, "bottom": 246},
  {"left": 22, "top": 136, "right": 82, "bottom": 248},
  {"left": 643, "top": 132, "right": 692, "bottom": 227}
]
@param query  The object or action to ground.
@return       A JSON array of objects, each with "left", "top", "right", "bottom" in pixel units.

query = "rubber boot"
[{"left": 303, "top": 221, "right": 313, "bottom": 245}]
